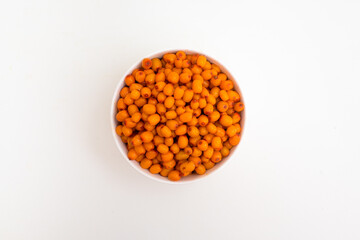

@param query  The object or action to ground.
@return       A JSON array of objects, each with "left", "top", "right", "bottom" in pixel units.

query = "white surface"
[{"left": 0, "top": 0, "right": 359, "bottom": 239}]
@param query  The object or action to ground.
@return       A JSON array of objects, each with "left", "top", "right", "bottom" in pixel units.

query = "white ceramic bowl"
[{"left": 111, "top": 49, "right": 245, "bottom": 184}]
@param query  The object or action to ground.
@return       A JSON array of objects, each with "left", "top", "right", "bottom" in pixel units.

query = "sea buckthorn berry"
[
  {"left": 211, "top": 136, "right": 223, "bottom": 150},
  {"left": 175, "top": 59, "right": 183, "bottom": 68},
  {"left": 161, "top": 151, "right": 174, "bottom": 162},
  {"left": 144, "top": 142, "right": 154, "bottom": 151},
  {"left": 203, "top": 146, "right": 214, "bottom": 159},
  {"left": 163, "top": 84, "right": 174, "bottom": 96},
  {"left": 179, "top": 112, "right": 192, "bottom": 123},
  {"left": 160, "top": 126, "right": 172, "bottom": 138},
  {"left": 142, "top": 58, "right": 152, "bottom": 69},
  {"left": 130, "top": 90, "right": 140, "bottom": 100},
  {"left": 116, "top": 110, "right": 129, "bottom": 122},
  {"left": 175, "top": 125, "right": 187, "bottom": 135},
  {"left": 206, "top": 94, "right": 216, "bottom": 105},
  {"left": 217, "top": 101, "right": 229, "bottom": 112},
  {"left": 142, "top": 104, "right": 156, "bottom": 115},
  {"left": 160, "top": 168, "right": 171, "bottom": 177},
  {"left": 193, "top": 108, "right": 201, "bottom": 117},
  {"left": 176, "top": 106, "right": 186, "bottom": 115},
  {"left": 155, "top": 81, "right": 166, "bottom": 91},
  {"left": 157, "top": 144, "right": 169, "bottom": 154},
  {"left": 175, "top": 151, "right": 189, "bottom": 161},
  {"left": 220, "top": 80, "right": 234, "bottom": 90},
  {"left": 226, "top": 125, "right": 237, "bottom": 137},
  {"left": 134, "top": 145, "right": 146, "bottom": 155},
  {"left": 145, "top": 73, "right": 155, "bottom": 85},
  {"left": 221, "top": 147, "right": 230, "bottom": 157},
  {"left": 183, "top": 89, "right": 194, "bottom": 102},
  {"left": 196, "top": 55, "right": 207, "bottom": 68},
  {"left": 122, "top": 126, "right": 132, "bottom": 137},
  {"left": 215, "top": 127, "right": 226, "bottom": 137},
  {"left": 155, "top": 72, "right": 165, "bottom": 82},
  {"left": 234, "top": 123, "right": 241, "bottom": 133},
  {"left": 163, "top": 53, "right": 176, "bottom": 64},
  {"left": 135, "top": 71, "right": 145, "bottom": 83},
  {"left": 168, "top": 170, "right": 181, "bottom": 181},
  {"left": 206, "top": 123, "right": 217, "bottom": 134},
  {"left": 115, "top": 125, "right": 122, "bottom": 136},
  {"left": 125, "top": 75, "right": 135, "bottom": 86},
  {"left": 232, "top": 112, "right": 241, "bottom": 123},
  {"left": 210, "top": 75, "right": 221, "bottom": 86},
  {"left": 170, "top": 144, "right": 180, "bottom": 154},
  {"left": 227, "top": 108, "right": 235, "bottom": 115},
  {"left": 234, "top": 102, "right": 245, "bottom": 112},
  {"left": 211, "top": 151, "right": 222, "bottom": 163},
  {"left": 156, "top": 103, "right": 166, "bottom": 115},
  {"left": 188, "top": 126, "right": 200, "bottom": 137},
  {"left": 148, "top": 114, "right": 160, "bottom": 125},
  {"left": 204, "top": 161, "right": 215, "bottom": 170},
  {"left": 140, "top": 87, "right": 151, "bottom": 98},
  {"left": 198, "top": 115, "right": 209, "bottom": 127},
  {"left": 191, "top": 147, "right": 202, "bottom": 157},
  {"left": 165, "top": 111, "right": 177, "bottom": 120},
  {"left": 140, "top": 158, "right": 152, "bottom": 169},
  {"left": 140, "top": 131, "right": 154, "bottom": 143},
  {"left": 192, "top": 79, "right": 203, "bottom": 93},
  {"left": 203, "top": 104, "right": 213, "bottom": 115},
  {"left": 149, "top": 164, "right": 162, "bottom": 174},
  {"left": 136, "top": 155, "right": 144, "bottom": 162},
  {"left": 120, "top": 87, "right": 130, "bottom": 98},
  {"left": 151, "top": 58, "right": 162, "bottom": 71},
  {"left": 165, "top": 63, "right": 173, "bottom": 69},
  {"left": 210, "top": 87, "right": 220, "bottom": 98},
  {"left": 146, "top": 150, "right": 158, "bottom": 159},
  {"left": 164, "top": 137, "right": 173, "bottom": 146},
  {"left": 197, "top": 98, "right": 206, "bottom": 109},
  {"left": 201, "top": 88, "right": 210, "bottom": 98},
  {"left": 228, "top": 90, "right": 240, "bottom": 102},
  {"left": 164, "top": 96, "right": 175, "bottom": 108},
  {"left": 190, "top": 99, "right": 199, "bottom": 109},
  {"left": 167, "top": 71, "right": 179, "bottom": 84},
  {"left": 184, "top": 147, "right": 193, "bottom": 155},
  {"left": 174, "top": 86, "right": 185, "bottom": 99},
  {"left": 229, "top": 133, "right": 241, "bottom": 146},
  {"left": 197, "top": 140, "right": 208, "bottom": 151},
  {"left": 189, "top": 156, "right": 201, "bottom": 167},
  {"left": 131, "top": 112, "right": 141, "bottom": 123},
  {"left": 203, "top": 61, "right": 212, "bottom": 70},
  {"left": 144, "top": 69, "right": 154, "bottom": 75},
  {"left": 219, "top": 90, "right": 229, "bottom": 101},
  {"left": 191, "top": 65, "right": 203, "bottom": 74},
  {"left": 178, "top": 135, "right": 188, "bottom": 149},
  {"left": 203, "top": 134, "right": 214, "bottom": 144},
  {"left": 209, "top": 111, "right": 220, "bottom": 122},
  {"left": 135, "top": 98, "right": 146, "bottom": 107},
  {"left": 162, "top": 160, "right": 176, "bottom": 169},
  {"left": 195, "top": 165, "right": 206, "bottom": 175},
  {"left": 199, "top": 126, "right": 208, "bottom": 136},
  {"left": 201, "top": 70, "right": 212, "bottom": 80},
  {"left": 127, "top": 105, "right": 139, "bottom": 116},
  {"left": 219, "top": 115, "right": 233, "bottom": 127},
  {"left": 180, "top": 161, "right": 195, "bottom": 173},
  {"left": 176, "top": 51, "right": 186, "bottom": 60}
]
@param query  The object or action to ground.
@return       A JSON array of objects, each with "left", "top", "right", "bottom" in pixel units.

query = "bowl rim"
[{"left": 110, "top": 49, "right": 245, "bottom": 184}]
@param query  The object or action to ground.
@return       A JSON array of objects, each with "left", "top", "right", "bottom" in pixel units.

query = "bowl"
[{"left": 111, "top": 49, "right": 245, "bottom": 184}]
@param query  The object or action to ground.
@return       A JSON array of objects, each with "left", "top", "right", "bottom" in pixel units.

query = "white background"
[{"left": 1, "top": 0, "right": 360, "bottom": 239}]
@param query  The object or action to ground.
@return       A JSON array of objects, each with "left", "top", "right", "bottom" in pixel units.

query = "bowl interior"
[{"left": 111, "top": 49, "right": 245, "bottom": 184}]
